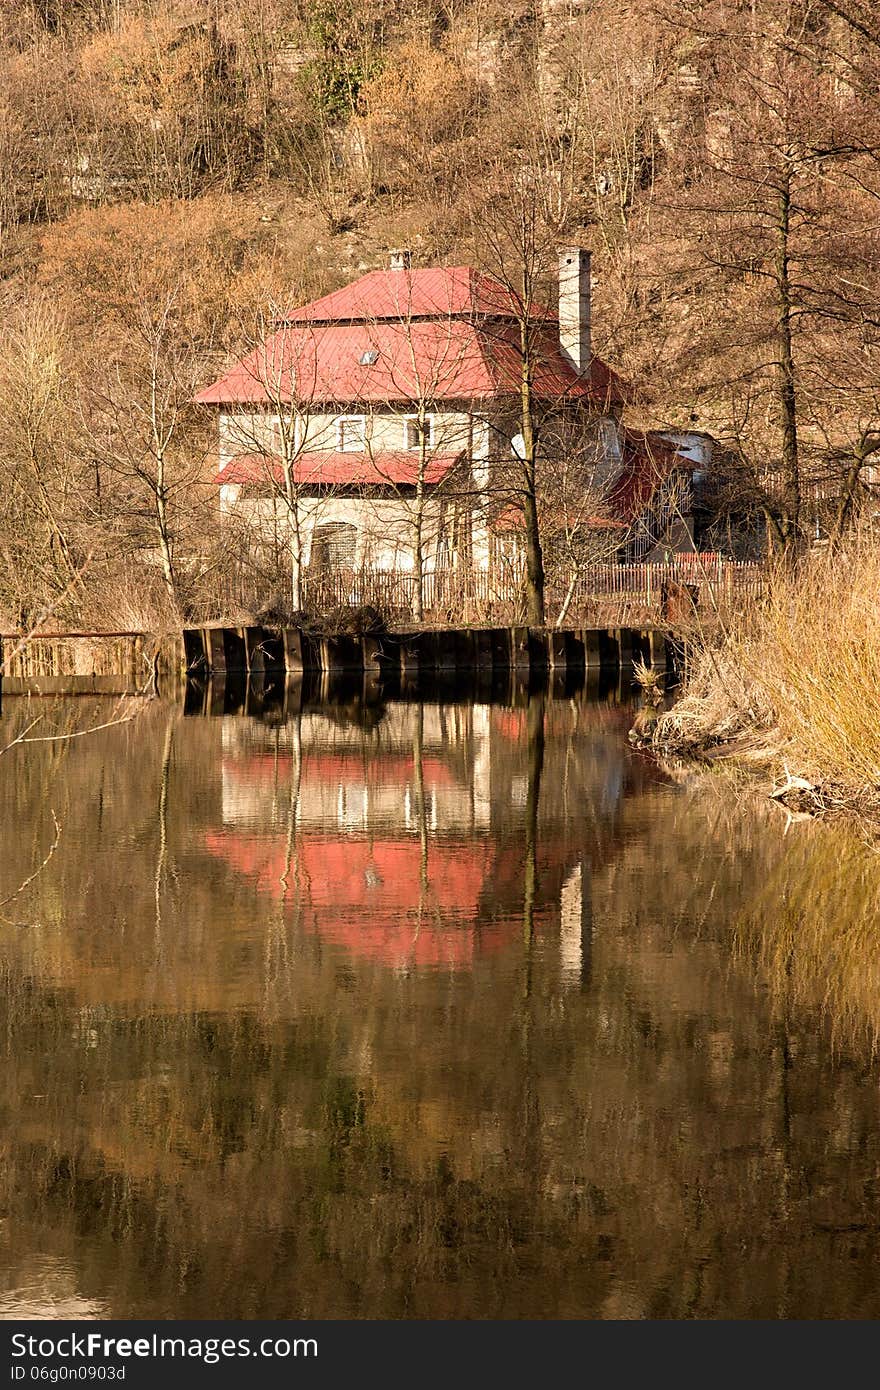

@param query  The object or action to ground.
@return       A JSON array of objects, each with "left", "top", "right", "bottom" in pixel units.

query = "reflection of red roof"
[
  {"left": 492, "top": 709, "right": 527, "bottom": 741},
  {"left": 215, "top": 449, "right": 461, "bottom": 488},
  {"left": 224, "top": 752, "right": 457, "bottom": 787},
  {"left": 203, "top": 831, "right": 509, "bottom": 968}
]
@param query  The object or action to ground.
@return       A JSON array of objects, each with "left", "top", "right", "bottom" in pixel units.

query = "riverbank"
[{"left": 643, "top": 540, "right": 880, "bottom": 822}]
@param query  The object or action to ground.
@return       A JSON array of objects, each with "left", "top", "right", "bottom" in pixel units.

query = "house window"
[
  {"left": 311, "top": 522, "right": 357, "bottom": 569},
  {"left": 598, "top": 417, "right": 621, "bottom": 462},
  {"left": 403, "top": 415, "right": 433, "bottom": 451},
  {"left": 337, "top": 416, "right": 366, "bottom": 452}
]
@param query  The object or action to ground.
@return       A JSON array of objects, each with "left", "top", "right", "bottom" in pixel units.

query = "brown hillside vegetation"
[{"left": 2, "top": 0, "right": 880, "bottom": 626}]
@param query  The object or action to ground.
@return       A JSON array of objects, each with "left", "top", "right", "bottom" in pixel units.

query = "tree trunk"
[
  {"left": 520, "top": 330, "right": 545, "bottom": 627},
  {"left": 829, "top": 431, "right": 880, "bottom": 541},
  {"left": 412, "top": 431, "right": 426, "bottom": 623},
  {"left": 776, "top": 164, "right": 801, "bottom": 550},
  {"left": 153, "top": 451, "right": 178, "bottom": 613},
  {"left": 282, "top": 459, "right": 303, "bottom": 613},
  {"left": 413, "top": 704, "right": 428, "bottom": 890}
]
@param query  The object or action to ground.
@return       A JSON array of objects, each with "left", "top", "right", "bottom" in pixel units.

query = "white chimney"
[
  {"left": 558, "top": 246, "right": 591, "bottom": 375},
  {"left": 389, "top": 248, "right": 412, "bottom": 270}
]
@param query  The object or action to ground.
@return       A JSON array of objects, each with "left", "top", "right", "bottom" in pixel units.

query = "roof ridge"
[{"left": 275, "top": 262, "right": 554, "bottom": 325}]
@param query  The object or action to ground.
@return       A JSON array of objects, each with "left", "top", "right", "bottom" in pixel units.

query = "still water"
[{"left": 2, "top": 681, "right": 880, "bottom": 1319}]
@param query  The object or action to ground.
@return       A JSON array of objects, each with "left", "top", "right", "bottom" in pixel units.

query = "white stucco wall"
[
  {"left": 217, "top": 406, "right": 475, "bottom": 465},
  {"left": 215, "top": 403, "right": 621, "bottom": 575},
  {"left": 217, "top": 404, "right": 490, "bottom": 572},
  {"left": 225, "top": 492, "right": 467, "bottom": 572}
]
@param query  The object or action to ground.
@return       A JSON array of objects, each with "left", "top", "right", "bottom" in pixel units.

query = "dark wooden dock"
[
  {"left": 0, "top": 624, "right": 675, "bottom": 701},
  {"left": 183, "top": 623, "right": 673, "bottom": 684}
]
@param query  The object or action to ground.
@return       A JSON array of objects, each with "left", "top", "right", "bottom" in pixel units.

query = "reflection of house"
[
  {"left": 204, "top": 699, "right": 648, "bottom": 973},
  {"left": 194, "top": 249, "right": 693, "bottom": 579},
  {"left": 218, "top": 706, "right": 491, "bottom": 832}
]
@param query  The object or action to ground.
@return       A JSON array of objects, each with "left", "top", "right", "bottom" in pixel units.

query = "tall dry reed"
[{"left": 656, "top": 536, "right": 880, "bottom": 790}]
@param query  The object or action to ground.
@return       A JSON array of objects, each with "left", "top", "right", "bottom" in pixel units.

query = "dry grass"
[{"left": 654, "top": 536, "right": 880, "bottom": 798}]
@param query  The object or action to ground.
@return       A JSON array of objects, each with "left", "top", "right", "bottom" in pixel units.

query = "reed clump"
[{"left": 653, "top": 536, "right": 880, "bottom": 804}]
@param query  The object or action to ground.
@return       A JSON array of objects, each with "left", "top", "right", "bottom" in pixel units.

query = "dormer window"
[
  {"left": 404, "top": 415, "right": 433, "bottom": 450},
  {"left": 338, "top": 415, "right": 366, "bottom": 452}
]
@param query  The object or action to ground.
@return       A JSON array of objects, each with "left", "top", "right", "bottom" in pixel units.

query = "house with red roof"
[{"left": 195, "top": 247, "right": 698, "bottom": 602}]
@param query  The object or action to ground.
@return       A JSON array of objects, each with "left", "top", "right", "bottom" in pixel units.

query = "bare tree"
[
  {"left": 0, "top": 298, "right": 89, "bottom": 626},
  {"left": 470, "top": 149, "right": 628, "bottom": 624},
  {"left": 207, "top": 304, "right": 346, "bottom": 614},
  {"left": 355, "top": 294, "right": 481, "bottom": 622},
  {"left": 642, "top": 0, "right": 880, "bottom": 552},
  {"left": 87, "top": 283, "right": 215, "bottom": 620}
]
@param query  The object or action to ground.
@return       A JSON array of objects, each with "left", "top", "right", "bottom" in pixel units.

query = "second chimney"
[
  {"left": 558, "top": 246, "right": 591, "bottom": 375},
  {"left": 389, "top": 248, "right": 412, "bottom": 271}
]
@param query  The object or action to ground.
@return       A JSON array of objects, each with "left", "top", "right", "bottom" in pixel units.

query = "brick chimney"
[
  {"left": 558, "top": 246, "right": 591, "bottom": 375},
  {"left": 389, "top": 248, "right": 412, "bottom": 270}
]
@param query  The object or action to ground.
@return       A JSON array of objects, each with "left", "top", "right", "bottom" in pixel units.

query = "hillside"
[{"left": 2, "top": 0, "right": 880, "bottom": 626}]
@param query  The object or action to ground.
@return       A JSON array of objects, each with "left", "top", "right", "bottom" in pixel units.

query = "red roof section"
[
  {"left": 196, "top": 317, "right": 624, "bottom": 409},
  {"left": 278, "top": 265, "right": 555, "bottom": 324},
  {"left": 606, "top": 429, "right": 688, "bottom": 522},
  {"left": 195, "top": 266, "right": 627, "bottom": 409},
  {"left": 216, "top": 449, "right": 462, "bottom": 488},
  {"left": 490, "top": 503, "right": 625, "bottom": 534}
]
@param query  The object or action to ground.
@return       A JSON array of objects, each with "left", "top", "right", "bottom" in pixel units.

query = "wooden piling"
[
  {"left": 223, "top": 627, "right": 247, "bottom": 672},
  {"left": 243, "top": 626, "right": 268, "bottom": 679},
  {"left": 320, "top": 633, "right": 362, "bottom": 672},
  {"left": 282, "top": 627, "right": 306, "bottom": 674},
  {"left": 639, "top": 628, "right": 667, "bottom": 673},
  {"left": 396, "top": 633, "right": 421, "bottom": 681},
  {"left": 548, "top": 630, "right": 584, "bottom": 673},
  {"left": 425, "top": 630, "right": 456, "bottom": 674},
  {"left": 178, "top": 618, "right": 684, "bottom": 707},
  {"left": 202, "top": 627, "right": 227, "bottom": 677},
  {"left": 509, "top": 627, "right": 530, "bottom": 673},
  {"left": 614, "top": 627, "right": 634, "bottom": 674}
]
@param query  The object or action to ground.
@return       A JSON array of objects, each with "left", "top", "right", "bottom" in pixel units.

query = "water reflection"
[
  {"left": 201, "top": 688, "right": 622, "bottom": 977},
  {"left": 1, "top": 688, "right": 880, "bottom": 1318}
]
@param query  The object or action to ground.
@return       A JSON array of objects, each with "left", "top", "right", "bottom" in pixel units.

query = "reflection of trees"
[
  {"left": 520, "top": 691, "right": 545, "bottom": 1221},
  {"left": 522, "top": 691, "right": 545, "bottom": 950},
  {"left": 153, "top": 716, "right": 173, "bottom": 951},
  {"left": 413, "top": 703, "right": 428, "bottom": 892},
  {"left": 4, "top": 700, "right": 880, "bottom": 1317}
]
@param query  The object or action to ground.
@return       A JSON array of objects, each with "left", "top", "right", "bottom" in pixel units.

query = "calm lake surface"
[{"left": 3, "top": 681, "right": 880, "bottom": 1320}]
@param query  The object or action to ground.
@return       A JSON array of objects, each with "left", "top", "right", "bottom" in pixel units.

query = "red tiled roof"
[
  {"left": 278, "top": 265, "right": 556, "bottom": 324},
  {"left": 606, "top": 429, "right": 687, "bottom": 522},
  {"left": 195, "top": 317, "right": 624, "bottom": 408},
  {"left": 216, "top": 449, "right": 462, "bottom": 488}
]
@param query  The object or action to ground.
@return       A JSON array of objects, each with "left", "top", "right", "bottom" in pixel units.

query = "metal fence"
[{"left": 220, "top": 556, "right": 763, "bottom": 627}]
